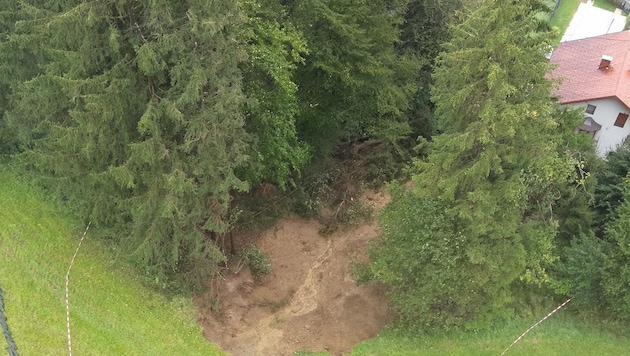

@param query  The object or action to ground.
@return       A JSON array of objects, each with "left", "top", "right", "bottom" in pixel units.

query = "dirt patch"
[{"left": 197, "top": 191, "right": 394, "bottom": 356}]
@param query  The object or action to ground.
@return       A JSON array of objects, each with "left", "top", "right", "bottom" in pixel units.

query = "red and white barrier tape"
[
  {"left": 65, "top": 222, "right": 91, "bottom": 356},
  {"left": 501, "top": 298, "right": 572, "bottom": 356}
]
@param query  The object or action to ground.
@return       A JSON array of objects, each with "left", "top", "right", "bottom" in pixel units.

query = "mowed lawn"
[
  {"left": 550, "top": 0, "right": 581, "bottom": 43},
  {"left": 0, "top": 169, "right": 224, "bottom": 355},
  {"left": 296, "top": 310, "right": 630, "bottom": 356},
  {"left": 348, "top": 311, "right": 630, "bottom": 355}
]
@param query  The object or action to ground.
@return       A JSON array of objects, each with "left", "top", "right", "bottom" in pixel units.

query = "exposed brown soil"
[{"left": 197, "top": 190, "right": 394, "bottom": 356}]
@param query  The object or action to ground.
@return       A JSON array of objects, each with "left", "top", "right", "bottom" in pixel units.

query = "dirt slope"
[{"left": 197, "top": 191, "right": 393, "bottom": 356}]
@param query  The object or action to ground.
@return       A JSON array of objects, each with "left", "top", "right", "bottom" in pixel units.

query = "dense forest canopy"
[
  {"left": 0, "top": 0, "right": 427, "bottom": 291},
  {"left": 1, "top": 0, "right": 630, "bottom": 330}
]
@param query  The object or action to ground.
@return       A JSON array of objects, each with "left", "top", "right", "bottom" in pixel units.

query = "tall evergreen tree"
[
  {"left": 592, "top": 140, "right": 630, "bottom": 235},
  {"left": 0, "top": 0, "right": 34, "bottom": 154},
  {"left": 398, "top": 0, "right": 462, "bottom": 140},
  {"left": 368, "top": 0, "right": 575, "bottom": 329},
  {"left": 6, "top": 1, "right": 250, "bottom": 291},
  {"left": 599, "top": 177, "right": 630, "bottom": 320}
]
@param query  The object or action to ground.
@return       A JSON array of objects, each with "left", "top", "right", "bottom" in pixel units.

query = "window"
[
  {"left": 615, "top": 113, "right": 629, "bottom": 128},
  {"left": 585, "top": 104, "right": 596, "bottom": 114}
]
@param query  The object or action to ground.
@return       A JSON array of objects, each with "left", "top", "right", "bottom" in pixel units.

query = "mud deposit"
[{"left": 197, "top": 191, "right": 394, "bottom": 356}]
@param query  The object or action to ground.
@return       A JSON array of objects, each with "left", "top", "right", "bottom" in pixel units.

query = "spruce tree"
[
  {"left": 0, "top": 0, "right": 35, "bottom": 154},
  {"left": 398, "top": 0, "right": 462, "bottom": 140},
  {"left": 592, "top": 140, "right": 630, "bottom": 235},
  {"left": 6, "top": 1, "right": 250, "bottom": 291},
  {"left": 369, "top": 0, "right": 575, "bottom": 329},
  {"left": 600, "top": 178, "right": 630, "bottom": 320}
]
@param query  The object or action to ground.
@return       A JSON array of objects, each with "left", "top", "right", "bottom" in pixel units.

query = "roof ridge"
[{"left": 613, "top": 46, "right": 629, "bottom": 105}]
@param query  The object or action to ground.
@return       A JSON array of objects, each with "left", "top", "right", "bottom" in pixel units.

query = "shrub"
[{"left": 240, "top": 245, "right": 272, "bottom": 279}]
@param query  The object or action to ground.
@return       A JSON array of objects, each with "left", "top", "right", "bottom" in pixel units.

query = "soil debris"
[{"left": 197, "top": 191, "right": 393, "bottom": 356}]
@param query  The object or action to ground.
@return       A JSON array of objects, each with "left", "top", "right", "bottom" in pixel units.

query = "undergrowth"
[
  {"left": 233, "top": 139, "right": 409, "bottom": 235},
  {"left": 319, "top": 197, "right": 373, "bottom": 235}
]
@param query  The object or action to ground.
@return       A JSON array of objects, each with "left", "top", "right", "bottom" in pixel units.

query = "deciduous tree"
[
  {"left": 286, "top": 0, "right": 418, "bottom": 156},
  {"left": 239, "top": 0, "right": 310, "bottom": 188}
]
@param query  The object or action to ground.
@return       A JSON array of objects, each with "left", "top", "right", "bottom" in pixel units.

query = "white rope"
[
  {"left": 500, "top": 298, "right": 572, "bottom": 356},
  {"left": 65, "top": 222, "right": 91, "bottom": 356}
]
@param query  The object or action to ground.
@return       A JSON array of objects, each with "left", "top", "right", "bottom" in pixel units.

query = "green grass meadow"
[
  {"left": 0, "top": 169, "right": 224, "bottom": 355},
  {"left": 593, "top": 0, "right": 619, "bottom": 12},
  {"left": 3, "top": 167, "right": 630, "bottom": 356},
  {"left": 347, "top": 313, "right": 630, "bottom": 355},
  {"left": 550, "top": 0, "right": 581, "bottom": 43},
  {"left": 548, "top": 0, "right": 625, "bottom": 44}
]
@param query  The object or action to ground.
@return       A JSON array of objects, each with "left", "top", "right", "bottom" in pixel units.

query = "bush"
[
  {"left": 366, "top": 189, "right": 513, "bottom": 331},
  {"left": 320, "top": 198, "right": 373, "bottom": 235},
  {"left": 240, "top": 245, "right": 272, "bottom": 279}
]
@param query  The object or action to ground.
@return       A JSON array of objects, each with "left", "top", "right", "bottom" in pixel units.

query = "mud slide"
[{"left": 197, "top": 191, "right": 394, "bottom": 356}]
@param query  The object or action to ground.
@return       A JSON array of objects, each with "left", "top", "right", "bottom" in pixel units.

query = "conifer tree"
[
  {"left": 0, "top": 0, "right": 32, "bottom": 154},
  {"left": 398, "top": 0, "right": 462, "bottom": 140},
  {"left": 6, "top": 1, "right": 250, "bottom": 291},
  {"left": 592, "top": 140, "right": 630, "bottom": 235},
  {"left": 600, "top": 178, "right": 630, "bottom": 320},
  {"left": 369, "top": 0, "right": 575, "bottom": 329}
]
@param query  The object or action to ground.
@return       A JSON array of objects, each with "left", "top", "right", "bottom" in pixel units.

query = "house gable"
[
  {"left": 569, "top": 98, "right": 630, "bottom": 156},
  {"left": 550, "top": 31, "right": 630, "bottom": 157}
]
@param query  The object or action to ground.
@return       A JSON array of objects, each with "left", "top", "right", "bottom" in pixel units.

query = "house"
[{"left": 549, "top": 30, "right": 630, "bottom": 157}]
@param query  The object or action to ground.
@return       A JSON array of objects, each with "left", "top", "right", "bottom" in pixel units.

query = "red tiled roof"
[{"left": 549, "top": 31, "right": 630, "bottom": 109}]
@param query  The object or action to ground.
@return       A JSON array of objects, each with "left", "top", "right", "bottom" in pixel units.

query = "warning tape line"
[
  {"left": 500, "top": 298, "right": 572, "bottom": 356},
  {"left": 65, "top": 222, "right": 91, "bottom": 356}
]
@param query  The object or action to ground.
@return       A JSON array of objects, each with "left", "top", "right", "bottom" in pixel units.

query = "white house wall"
[{"left": 570, "top": 98, "right": 630, "bottom": 157}]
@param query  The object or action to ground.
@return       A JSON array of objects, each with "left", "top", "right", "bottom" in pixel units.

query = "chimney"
[{"left": 599, "top": 55, "right": 613, "bottom": 70}]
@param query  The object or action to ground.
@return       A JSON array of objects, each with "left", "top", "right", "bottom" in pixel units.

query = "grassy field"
[
  {"left": 296, "top": 309, "right": 630, "bottom": 356},
  {"left": 593, "top": 0, "right": 618, "bottom": 12},
  {"left": 5, "top": 166, "right": 629, "bottom": 356},
  {"left": 0, "top": 169, "right": 225, "bottom": 355},
  {"left": 550, "top": 0, "right": 581, "bottom": 43},
  {"left": 347, "top": 313, "right": 630, "bottom": 356}
]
